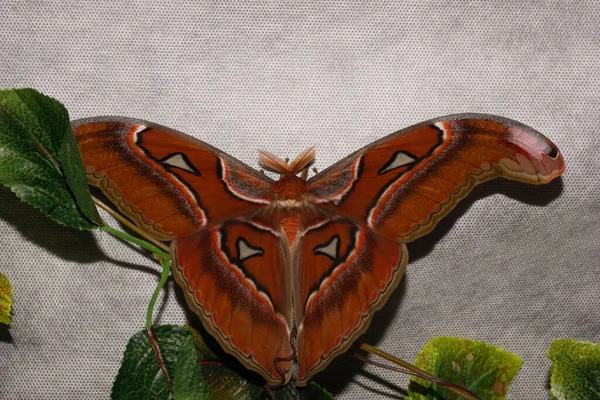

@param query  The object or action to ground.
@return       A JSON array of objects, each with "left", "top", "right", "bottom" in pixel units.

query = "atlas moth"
[{"left": 73, "top": 114, "right": 565, "bottom": 386}]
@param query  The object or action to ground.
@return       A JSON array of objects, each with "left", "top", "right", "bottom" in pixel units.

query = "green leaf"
[
  {"left": 186, "top": 325, "right": 257, "bottom": 399},
  {"left": 172, "top": 335, "right": 210, "bottom": 399},
  {"left": 0, "top": 88, "right": 99, "bottom": 229},
  {"left": 407, "top": 337, "right": 522, "bottom": 400},
  {"left": 548, "top": 339, "right": 600, "bottom": 399},
  {"left": 112, "top": 325, "right": 189, "bottom": 400},
  {"left": 0, "top": 273, "right": 12, "bottom": 325}
]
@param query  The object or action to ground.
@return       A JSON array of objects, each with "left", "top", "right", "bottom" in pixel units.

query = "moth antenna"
[
  {"left": 288, "top": 146, "right": 316, "bottom": 174},
  {"left": 258, "top": 150, "right": 291, "bottom": 174}
]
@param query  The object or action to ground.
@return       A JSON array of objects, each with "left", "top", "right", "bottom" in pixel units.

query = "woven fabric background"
[{"left": 1, "top": 1, "right": 598, "bottom": 399}]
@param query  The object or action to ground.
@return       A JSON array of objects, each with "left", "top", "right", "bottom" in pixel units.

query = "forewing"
[
  {"left": 293, "top": 214, "right": 408, "bottom": 385},
  {"left": 73, "top": 117, "right": 273, "bottom": 240},
  {"left": 171, "top": 213, "right": 294, "bottom": 386},
  {"left": 308, "top": 114, "right": 565, "bottom": 242}
]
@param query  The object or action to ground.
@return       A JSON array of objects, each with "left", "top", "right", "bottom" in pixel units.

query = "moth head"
[{"left": 258, "top": 147, "right": 316, "bottom": 178}]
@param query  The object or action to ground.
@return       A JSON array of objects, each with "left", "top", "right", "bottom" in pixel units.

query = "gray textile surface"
[{"left": 1, "top": 1, "right": 598, "bottom": 399}]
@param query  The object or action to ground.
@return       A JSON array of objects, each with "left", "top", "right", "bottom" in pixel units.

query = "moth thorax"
[
  {"left": 273, "top": 174, "right": 308, "bottom": 203},
  {"left": 276, "top": 199, "right": 303, "bottom": 208}
]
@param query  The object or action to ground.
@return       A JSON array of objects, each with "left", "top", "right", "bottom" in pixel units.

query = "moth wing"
[
  {"left": 308, "top": 114, "right": 565, "bottom": 242},
  {"left": 73, "top": 117, "right": 273, "bottom": 240},
  {"left": 293, "top": 214, "right": 408, "bottom": 385},
  {"left": 171, "top": 212, "right": 294, "bottom": 386}
]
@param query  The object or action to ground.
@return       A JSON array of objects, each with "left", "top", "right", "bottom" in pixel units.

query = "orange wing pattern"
[
  {"left": 309, "top": 114, "right": 565, "bottom": 242},
  {"left": 73, "top": 117, "right": 273, "bottom": 240}
]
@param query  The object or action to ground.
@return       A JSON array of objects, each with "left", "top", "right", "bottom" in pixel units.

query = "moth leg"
[
  {"left": 263, "top": 384, "right": 276, "bottom": 399},
  {"left": 273, "top": 326, "right": 297, "bottom": 387}
]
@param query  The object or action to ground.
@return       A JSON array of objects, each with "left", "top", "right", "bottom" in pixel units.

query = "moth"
[{"left": 72, "top": 114, "right": 565, "bottom": 386}]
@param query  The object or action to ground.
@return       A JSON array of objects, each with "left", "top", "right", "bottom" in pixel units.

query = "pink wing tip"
[{"left": 507, "top": 125, "right": 566, "bottom": 182}]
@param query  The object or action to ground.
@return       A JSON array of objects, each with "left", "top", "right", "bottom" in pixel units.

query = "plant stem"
[
  {"left": 93, "top": 197, "right": 169, "bottom": 253},
  {"left": 94, "top": 198, "right": 174, "bottom": 387},
  {"left": 100, "top": 223, "right": 171, "bottom": 328},
  {"left": 93, "top": 197, "right": 172, "bottom": 327},
  {"left": 145, "top": 255, "right": 171, "bottom": 328},
  {"left": 100, "top": 223, "right": 169, "bottom": 260}
]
